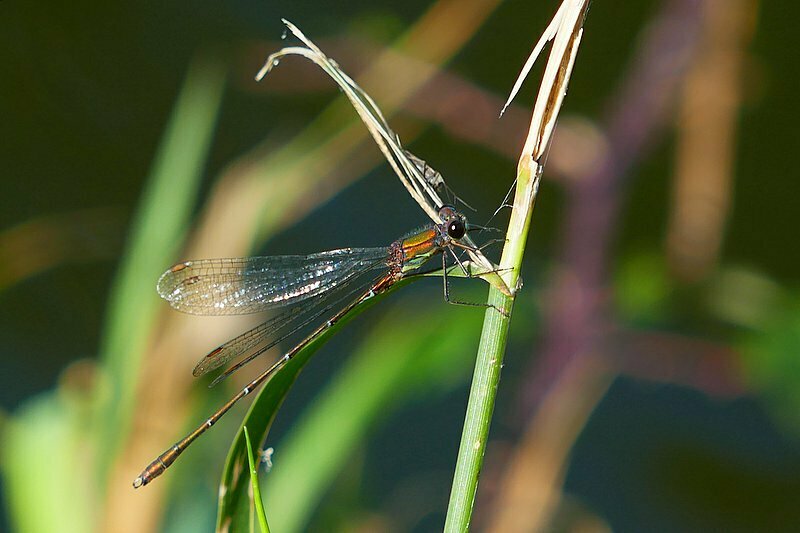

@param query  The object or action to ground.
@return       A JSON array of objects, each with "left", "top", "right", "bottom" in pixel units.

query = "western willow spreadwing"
[{"left": 133, "top": 205, "right": 492, "bottom": 488}]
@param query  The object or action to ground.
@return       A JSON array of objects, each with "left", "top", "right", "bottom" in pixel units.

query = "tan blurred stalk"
[
  {"left": 0, "top": 208, "right": 123, "bottom": 291},
  {"left": 101, "top": 1, "right": 502, "bottom": 531},
  {"left": 486, "top": 357, "right": 613, "bottom": 532},
  {"left": 667, "top": 0, "right": 758, "bottom": 281}
]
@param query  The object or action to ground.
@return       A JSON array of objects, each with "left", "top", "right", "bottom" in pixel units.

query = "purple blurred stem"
[{"left": 522, "top": 0, "right": 705, "bottom": 413}]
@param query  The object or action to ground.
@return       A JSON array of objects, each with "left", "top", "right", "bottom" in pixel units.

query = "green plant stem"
[
  {"left": 444, "top": 287, "right": 513, "bottom": 531},
  {"left": 443, "top": 4, "right": 589, "bottom": 520},
  {"left": 444, "top": 158, "right": 540, "bottom": 531}
]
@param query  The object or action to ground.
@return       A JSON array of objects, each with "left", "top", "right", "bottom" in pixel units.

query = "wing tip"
[
  {"left": 156, "top": 261, "right": 193, "bottom": 301},
  {"left": 192, "top": 346, "right": 224, "bottom": 377}
]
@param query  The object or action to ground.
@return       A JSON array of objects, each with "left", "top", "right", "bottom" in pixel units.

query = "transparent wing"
[
  {"left": 192, "top": 312, "right": 292, "bottom": 378},
  {"left": 192, "top": 271, "right": 373, "bottom": 380},
  {"left": 157, "top": 247, "right": 389, "bottom": 315}
]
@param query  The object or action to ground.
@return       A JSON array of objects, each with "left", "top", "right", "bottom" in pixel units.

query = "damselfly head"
[{"left": 438, "top": 205, "right": 467, "bottom": 240}]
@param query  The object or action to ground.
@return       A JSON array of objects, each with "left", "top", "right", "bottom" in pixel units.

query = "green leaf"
[
  {"left": 263, "top": 295, "right": 482, "bottom": 532},
  {"left": 243, "top": 427, "right": 270, "bottom": 533},
  {"left": 215, "top": 279, "right": 413, "bottom": 531}
]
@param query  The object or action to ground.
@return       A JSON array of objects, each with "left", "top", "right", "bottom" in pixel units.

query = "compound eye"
[{"left": 447, "top": 218, "right": 466, "bottom": 239}]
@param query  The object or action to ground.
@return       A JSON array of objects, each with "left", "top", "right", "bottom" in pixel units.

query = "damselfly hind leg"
[{"left": 440, "top": 253, "right": 510, "bottom": 317}]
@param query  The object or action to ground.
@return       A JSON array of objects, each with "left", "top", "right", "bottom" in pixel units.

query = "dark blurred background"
[{"left": 2, "top": 0, "right": 799, "bottom": 531}]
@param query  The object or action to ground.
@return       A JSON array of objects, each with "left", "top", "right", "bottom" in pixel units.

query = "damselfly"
[{"left": 133, "top": 205, "right": 489, "bottom": 488}]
